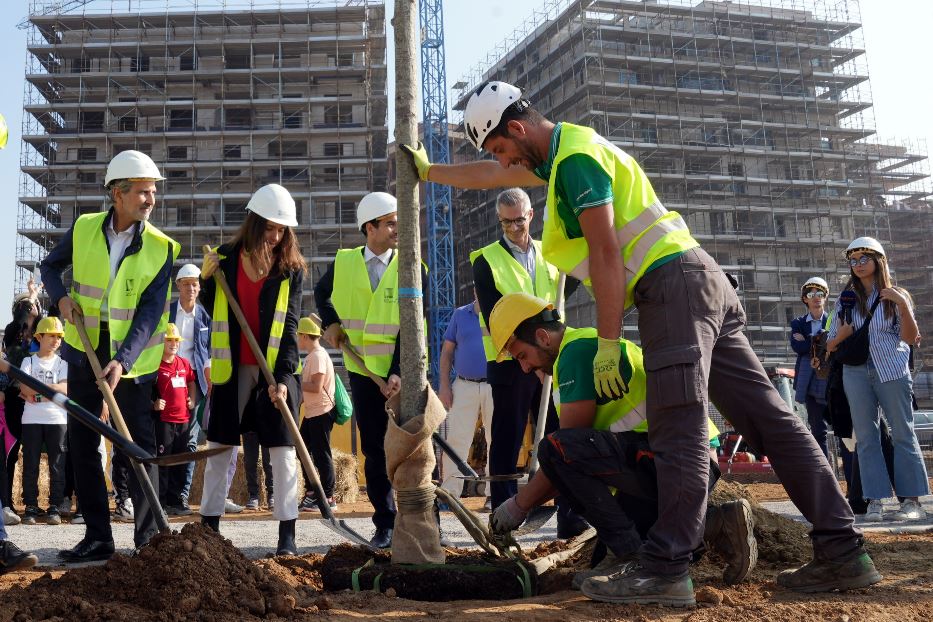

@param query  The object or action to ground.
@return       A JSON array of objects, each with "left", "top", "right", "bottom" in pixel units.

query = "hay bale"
[
  {"left": 332, "top": 448, "right": 358, "bottom": 504},
  {"left": 11, "top": 451, "right": 51, "bottom": 508},
  {"left": 189, "top": 446, "right": 265, "bottom": 507}
]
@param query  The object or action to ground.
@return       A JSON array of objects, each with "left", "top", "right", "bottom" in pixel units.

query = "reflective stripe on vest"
[
  {"left": 62, "top": 212, "right": 180, "bottom": 378},
  {"left": 541, "top": 123, "right": 699, "bottom": 309},
  {"left": 209, "top": 248, "right": 292, "bottom": 385},
  {"left": 469, "top": 239, "right": 560, "bottom": 362}
]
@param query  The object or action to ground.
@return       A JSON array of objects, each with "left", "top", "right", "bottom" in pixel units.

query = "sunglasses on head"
[
  {"left": 805, "top": 290, "right": 826, "bottom": 299},
  {"left": 848, "top": 255, "right": 873, "bottom": 267}
]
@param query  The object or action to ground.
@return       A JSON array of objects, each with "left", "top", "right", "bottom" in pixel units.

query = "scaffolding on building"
[
  {"left": 17, "top": 0, "right": 388, "bottom": 317},
  {"left": 449, "top": 0, "right": 933, "bottom": 395}
]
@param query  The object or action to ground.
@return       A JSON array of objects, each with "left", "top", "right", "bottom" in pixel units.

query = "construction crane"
[
  {"left": 418, "top": 0, "right": 456, "bottom": 386},
  {"left": 18, "top": 0, "right": 93, "bottom": 29}
]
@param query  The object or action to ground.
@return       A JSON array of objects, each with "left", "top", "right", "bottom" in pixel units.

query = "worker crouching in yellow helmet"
[{"left": 487, "top": 293, "right": 757, "bottom": 593}]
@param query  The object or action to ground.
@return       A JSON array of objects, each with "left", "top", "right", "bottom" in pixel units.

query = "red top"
[
  {"left": 154, "top": 355, "right": 195, "bottom": 424},
  {"left": 237, "top": 258, "right": 266, "bottom": 366}
]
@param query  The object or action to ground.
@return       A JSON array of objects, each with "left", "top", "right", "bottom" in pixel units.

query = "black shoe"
[
  {"left": 370, "top": 527, "right": 393, "bottom": 549},
  {"left": 58, "top": 539, "right": 115, "bottom": 563},
  {"left": 201, "top": 515, "right": 221, "bottom": 533},
  {"left": 557, "top": 513, "right": 590, "bottom": 539},
  {"left": 0, "top": 540, "right": 39, "bottom": 575},
  {"left": 276, "top": 519, "right": 298, "bottom": 556}
]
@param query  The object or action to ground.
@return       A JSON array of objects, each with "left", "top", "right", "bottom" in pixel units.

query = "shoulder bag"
[{"left": 833, "top": 297, "right": 882, "bottom": 366}]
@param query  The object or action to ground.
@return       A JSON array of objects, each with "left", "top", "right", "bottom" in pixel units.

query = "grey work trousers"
[{"left": 635, "top": 246, "right": 860, "bottom": 577}]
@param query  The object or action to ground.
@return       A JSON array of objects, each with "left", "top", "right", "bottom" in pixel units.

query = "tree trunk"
[{"left": 394, "top": 0, "right": 427, "bottom": 421}]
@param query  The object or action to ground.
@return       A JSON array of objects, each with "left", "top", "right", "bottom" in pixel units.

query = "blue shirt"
[
  {"left": 443, "top": 303, "right": 488, "bottom": 381},
  {"left": 828, "top": 288, "right": 912, "bottom": 383}
]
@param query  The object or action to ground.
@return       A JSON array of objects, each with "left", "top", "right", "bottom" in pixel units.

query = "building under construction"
[
  {"left": 451, "top": 0, "right": 933, "bottom": 398},
  {"left": 17, "top": 0, "right": 387, "bottom": 312}
]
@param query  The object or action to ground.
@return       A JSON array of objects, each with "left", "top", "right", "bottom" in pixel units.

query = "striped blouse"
[{"left": 828, "top": 288, "right": 912, "bottom": 383}]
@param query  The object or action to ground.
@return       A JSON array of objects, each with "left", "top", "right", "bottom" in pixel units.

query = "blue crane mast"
[{"left": 418, "top": 0, "right": 456, "bottom": 386}]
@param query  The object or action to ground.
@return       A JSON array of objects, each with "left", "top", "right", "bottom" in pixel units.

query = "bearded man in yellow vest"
[
  {"left": 313, "top": 192, "right": 428, "bottom": 550},
  {"left": 486, "top": 293, "right": 756, "bottom": 599},
  {"left": 40, "top": 150, "right": 180, "bottom": 563},
  {"left": 400, "top": 81, "right": 879, "bottom": 602}
]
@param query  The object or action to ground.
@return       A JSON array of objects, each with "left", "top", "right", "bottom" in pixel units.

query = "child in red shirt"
[{"left": 153, "top": 323, "right": 196, "bottom": 514}]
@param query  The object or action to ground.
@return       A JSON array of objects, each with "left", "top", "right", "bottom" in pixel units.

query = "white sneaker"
[
  {"left": 864, "top": 499, "right": 884, "bottom": 522},
  {"left": 892, "top": 499, "right": 926, "bottom": 521},
  {"left": 114, "top": 498, "right": 135, "bottom": 522},
  {"left": 224, "top": 498, "right": 244, "bottom": 514},
  {"left": 2, "top": 507, "right": 21, "bottom": 526}
]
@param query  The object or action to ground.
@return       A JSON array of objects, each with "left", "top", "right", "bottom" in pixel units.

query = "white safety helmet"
[
  {"left": 845, "top": 236, "right": 886, "bottom": 257},
  {"left": 104, "top": 150, "right": 165, "bottom": 186},
  {"left": 176, "top": 263, "right": 201, "bottom": 282},
  {"left": 245, "top": 184, "right": 298, "bottom": 228},
  {"left": 801, "top": 276, "right": 829, "bottom": 294},
  {"left": 356, "top": 192, "right": 397, "bottom": 231},
  {"left": 463, "top": 81, "right": 526, "bottom": 151}
]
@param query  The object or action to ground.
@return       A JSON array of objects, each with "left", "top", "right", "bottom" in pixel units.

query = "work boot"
[
  {"left": 201, "top": 515, "right": 221, "bottom": 533},
  {"left": 777, "top": 547, "right": 882, "bottom": 593},
  {"left": 581, "top": 564, "right": 696, "bottom": 607},
  {"left": 0, "top": 540, "right": 38, "bottom": 575},
  {"left": 704, "top": 499, "right": 757, "bottom": 584},
  {"left": 370, "top": 527, "right": 393, "bottom": 549},
  {"left": 571, "top": 549, "right": 637, "bottom": 590},
  {"left": 276, "top": 519, "right": 297, "bottom": 556}
]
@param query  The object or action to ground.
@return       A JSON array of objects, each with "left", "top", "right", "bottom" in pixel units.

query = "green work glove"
[
  {"left": 594, "top": 337, "right": 627, "bottom": 399},
  {"left": 399, "top": 141, "right": 433, "bottom": 181}
]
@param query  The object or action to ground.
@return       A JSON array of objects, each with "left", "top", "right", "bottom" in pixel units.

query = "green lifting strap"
[{"left": 351, "top": 558, "right": 375, "bottom": 592}]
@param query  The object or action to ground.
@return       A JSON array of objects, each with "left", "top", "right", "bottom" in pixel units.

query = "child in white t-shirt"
[{"left": 18, "top": 317, "right": 68, "bottom": 526}]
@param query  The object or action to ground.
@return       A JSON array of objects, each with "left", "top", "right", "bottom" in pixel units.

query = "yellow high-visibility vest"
[{"left": 63, "top": 212, "right": 179, "bottom": 378}]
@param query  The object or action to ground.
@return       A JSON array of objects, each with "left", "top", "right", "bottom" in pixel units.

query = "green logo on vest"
[
  {"left": 383, "top": 288, "right": 395, "bottom": 303},
  {"left": 125, "top": 278, "right": 135, "bottom": 294}
]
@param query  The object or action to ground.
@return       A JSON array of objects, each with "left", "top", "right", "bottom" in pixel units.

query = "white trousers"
[
  {"left": 440, "top": 378, "right": 493, "bottom": 497},
  {"left": 199, "top": 365, "right": 299, "bottom": 521}
]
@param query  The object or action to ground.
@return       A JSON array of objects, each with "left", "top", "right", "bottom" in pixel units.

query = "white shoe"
[
  {"left": 3, "top": 507, "right": 21, "bottom": 526},
  {"left": 864, "top": 499, "right": 884, "bottom": 522},
  {"left": 114, "top": 498, "right": 135, "bottom": 522},
  {"left": 892, "top": 499, "right": 926, "bottom": 521},
  {"left": 224, "top": 498, "right": 244, "bottom": 514}
]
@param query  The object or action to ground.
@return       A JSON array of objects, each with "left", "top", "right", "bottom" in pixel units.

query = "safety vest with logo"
[
  {"left": 552, "top": 327, "right": 720, "bottom": 440},
  {"left": 541, "top": 123, "right": 699, "bottom": 309},
  {"left": 63, "top": 212, "right": 180, "bottom": 378},
  {"left": 470, "top": 240, "right": 560, "bottom": 362},
  {"left": 209, "top": 248, "right": 292, "bottom": 385},
  {"left": 330, "top": 248, "right": 404, "bottom": 378}
]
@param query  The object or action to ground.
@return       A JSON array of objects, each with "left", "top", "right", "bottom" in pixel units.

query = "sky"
[{"left": 0, "top": 0, "right": 930, "bottom": 326}]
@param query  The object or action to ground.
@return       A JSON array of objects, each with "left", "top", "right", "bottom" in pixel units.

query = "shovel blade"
[
  {"left": 139, "top": 446, "right": 231, "bottom": 466},
  {"left": 454, "top": 473, "right": 526, "bottom": 483},
  {"left": 320, "top": 518, "right": 378, "bottom": 552},
  {"left": 513, "top": 506, "right": 558, "bottom": 536}
]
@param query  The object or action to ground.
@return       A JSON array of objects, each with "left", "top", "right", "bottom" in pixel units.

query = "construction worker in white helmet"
[
  {"left": 198, "top": 183, "right": 307, "bottom": 555},
  {"left": 401, "top": 81, "right": 879, "bottom": 603},
  {"left": 313, "top": 191, "right": 428, "bottom": 550},
  {"left": 39, "top": 149, "right": 180, "bottom": 562},
  {"left": 486, "top": 293, "right": 755, "bottom": 594},
  {"left": 790, "top": 276, "right": 833, "bottom": 460}
]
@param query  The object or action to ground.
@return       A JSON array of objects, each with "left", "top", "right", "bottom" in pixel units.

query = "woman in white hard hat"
[
  {"left": 199, "top": 184, "right": 307, "bottom": 555},
  {"left": 789, "top": 277, "right": 832, "bottom": 459},
  {"left": 826, "top": 237, "right": 928, "bottom": 522}
]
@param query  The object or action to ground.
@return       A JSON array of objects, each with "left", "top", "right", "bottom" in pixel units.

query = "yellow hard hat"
[
  {"left": 489, "top": 292, "right": 556, "bottom": 363},
  {"left": 165, "top": 323, "right": 183, "bottom": 341},
  {"left": 35, "top": 316, "right": 64, "bottom": 336},
  {"left": 297, "top": 317, "right": 321, "bottom": 336}
]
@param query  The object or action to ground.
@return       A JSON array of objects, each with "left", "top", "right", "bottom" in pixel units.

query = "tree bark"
[{"left": 393, "top": 0, "right": 428, "bottom": 422}]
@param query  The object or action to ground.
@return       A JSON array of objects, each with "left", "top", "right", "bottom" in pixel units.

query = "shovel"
[
  {"left": 205, "top": 247, "right": 374, "bottom": 551},
  {"left": 72, "top": 314, "right": 171, "bottom": 533}
]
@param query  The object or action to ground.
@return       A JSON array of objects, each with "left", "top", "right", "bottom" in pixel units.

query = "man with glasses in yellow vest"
[
  {"left": 486, "top": 293, "right": 756, "bottom": 598},
  {"left": 40, "top": 150, "right": 180, "bottom": 562},
  {"left": 401, "top": 81, "right": 879, "bottom": 601},
  {"left": 313, "top": 192, "right": 428, "bottom": 550}
]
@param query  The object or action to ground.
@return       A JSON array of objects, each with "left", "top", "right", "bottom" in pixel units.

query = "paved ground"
[{"left": 761, "top": 496, "right": 933, "bottom": 533}]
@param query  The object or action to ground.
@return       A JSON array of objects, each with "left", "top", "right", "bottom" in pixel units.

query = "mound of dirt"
[{"left": 0, "top": 523, "right": 318, "bottom": 622}]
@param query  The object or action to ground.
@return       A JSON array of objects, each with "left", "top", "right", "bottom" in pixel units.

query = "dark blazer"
[
  {"left": 789, "top": 311, "right": 828, "bottom": 403},
  {"left": 199, "top": 241, "right": 302, "bottom": 447},
  {"left": 169, "top": 300, "right": 211, "bottom": 396}
]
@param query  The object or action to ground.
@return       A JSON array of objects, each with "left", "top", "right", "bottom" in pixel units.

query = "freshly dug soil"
[
  {"left": 0, "top": 523, "right": 315, "bottom": 622},
  {"left": 321, "top": 543, "right": 538, "bottom": 601}
]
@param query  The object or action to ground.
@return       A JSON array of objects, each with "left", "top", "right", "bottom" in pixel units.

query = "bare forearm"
[
  {"left": 591, "top": 247, "right": 626, "bottom": 340},
  {"left": 515, "top": 470, "right": 558, "bottom": 510},
  {"left": 899, "top": 303, "right": 920, "bottom": 344},
  {"left": 439, "top": 349, "right": 454, "bottom": 390},
  {"left": 428, "top": 161, "right": 544, "bottom": 190}
]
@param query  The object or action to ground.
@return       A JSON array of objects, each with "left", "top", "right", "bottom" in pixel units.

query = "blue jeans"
[
  {"left": 843, "top": 363, "right": 930, "bottom": 500},
  {"left": 0, "top": 497, "right": 8, "bottom": 540}
]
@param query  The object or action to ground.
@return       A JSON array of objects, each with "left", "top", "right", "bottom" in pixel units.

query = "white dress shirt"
[{"left": 364, "top": 246, "right": 393, "bottom": 291}]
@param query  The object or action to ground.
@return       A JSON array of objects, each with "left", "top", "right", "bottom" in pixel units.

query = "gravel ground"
[{"left": 760, "top": 496, "right": 933, "bottom": 533}]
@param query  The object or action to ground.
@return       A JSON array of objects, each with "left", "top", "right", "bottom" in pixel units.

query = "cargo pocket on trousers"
[{"left": 644, "top": 345, "right": 703, "bottom": 414}]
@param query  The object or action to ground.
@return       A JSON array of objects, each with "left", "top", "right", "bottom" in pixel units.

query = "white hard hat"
[
  {"left": 105, "top": 150, "right": 165, "bottom": 186},
  {"left": 802, "top": 276, "right": 829, "bottom": 293},
  {"left": 245, "top": 184, "right": 298, "bottom": 228},
  {"left": 463, "top": 81, "right": 526, "bottom": 151},
  {"left": 176, "top": 263, "right": 201, "bottom": 281},
  {"left": 846, "top": 236, "right": 886, "bottom": 257},
  {"left": 356, "top": 192, "right": 397, "bottom": 230}
]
